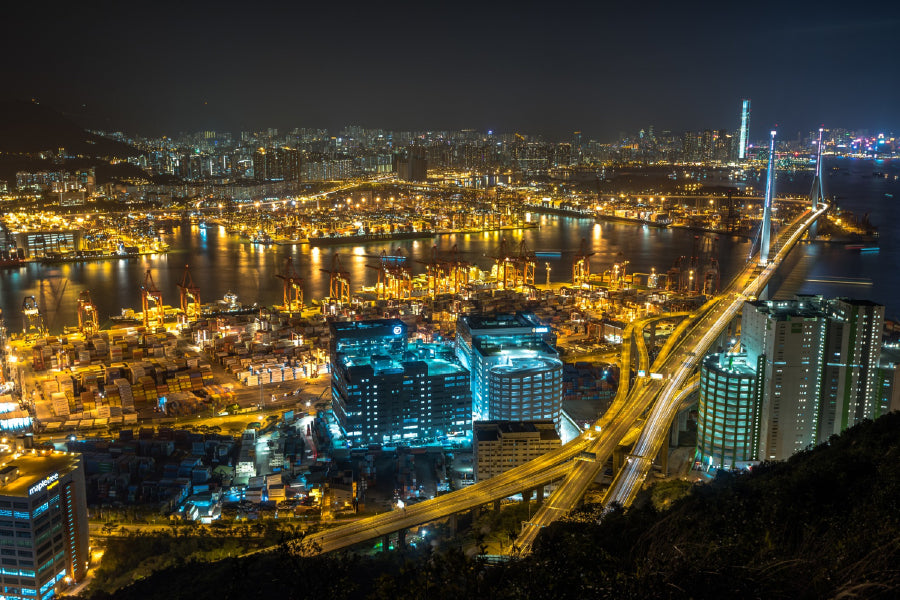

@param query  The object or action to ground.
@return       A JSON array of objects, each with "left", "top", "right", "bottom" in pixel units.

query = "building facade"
[
  {"left": 0, "top": 446, "right": 89, "bottom": 600},
  {"left": 330, "top": 320, "right": 471, "bottom": 444},
  {"left": 696, "top": 352, "right": 761, "bottom": 471},
  {"left": 473, "top": 420, "right": 561, "bottom": 481},
  {"left": 703, "top": 296, "right": 892, "bottom": 464},
  {"left": 455, "top": 313, "right": 562, "bottom": 427}
]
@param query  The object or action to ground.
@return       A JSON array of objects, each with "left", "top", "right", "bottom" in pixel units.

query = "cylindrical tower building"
[{"left": 696, "top": 352, "right": 761, "bottom": 472}]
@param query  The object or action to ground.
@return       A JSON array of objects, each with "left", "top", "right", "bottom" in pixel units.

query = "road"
[
  {"left": 602, "top": 203, "right": 829, "bottom": 510},
  {"left": 244, "top": 204, "right": 827, "bottom": 557}
]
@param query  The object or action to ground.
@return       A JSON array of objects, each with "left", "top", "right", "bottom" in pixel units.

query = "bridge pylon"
[
  {"left": 759, "top": 130, "right": 777, "bottom": 267},
  {"left": 810, "top": 127, "right": 826, "bottom": 211}
]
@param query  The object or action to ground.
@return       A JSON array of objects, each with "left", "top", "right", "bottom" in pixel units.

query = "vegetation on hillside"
[{"left": 83, "top": 412, "right": 900, "bottom": 600}]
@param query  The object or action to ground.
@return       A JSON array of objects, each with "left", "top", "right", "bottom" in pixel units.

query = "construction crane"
[
  {"left": 177, "top": 264, "right": 202, "bottom": 324},
  {"left": 320, "top": 253, "right": 351, "bottom": 306},
  {"left": 572, "top": 238, "right": 594, "bottom": 286},
  {"left": 276, "top": 257, "right": 305, "bottom": 317},
  {"left": 141, "top": 270, "right": 165, "bottom": 330},
  {"left": 76, "top": 290, "right": 99, "bottom": 337},
  {"left": 22, "top": 296, "right": 46, "bottom": 339}
]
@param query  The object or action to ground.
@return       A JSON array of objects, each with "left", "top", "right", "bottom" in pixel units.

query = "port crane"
[
  {"left": 493, "top": 239, "right": 536, "bottom": 290},
  {"left": 367, "top": 249, "right": 412, "bottom": 300},
  {"left": 22, "top": 296, "right": 46, "bottom": 339},
  {"left": 572, "top": 238, "right": 594, "bottom": 286},
  {"left": 177, "top": 264, "right": 202, "bottom": 324},
  {"left": 320, "top": 253, "right": 351, "bottom": 306},
  {"left": 76, "top": 290, "right": 99, "bottom": 337},
  {"left": 276, "top": 257, "right": 305, "bottom": 317},
  {"left": 141, "top": 269, "right": 165, "bottom": 330}
]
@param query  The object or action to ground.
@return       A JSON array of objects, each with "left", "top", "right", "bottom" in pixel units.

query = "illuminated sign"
[
  {"left": 532, "top": 327, "right": 549, "bottom": 333},
  {"left": 28, "top": 472, "right": 59, "bottom": 496},
  {"left": 392, "top": 325, "right": 403, "bottom": 335}
]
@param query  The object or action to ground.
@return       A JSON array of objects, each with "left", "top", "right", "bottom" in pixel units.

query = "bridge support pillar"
[
  {"left": 398, "top": 528, "right": 408, "bottom": 550},
  {"left": 522, "top": 488, "right": 532, "bottom": 504},
  {"left": 657, "top": 442, "right": 669, "bottom": 477},
  {"left": 535, "top": 485, "right": 545, "bottom": 506},
  {"left": 612, "top": 447, "right": 626, "bottom": 476},
  {"left": 493, "top": 499, "right": 501, "bottom": 512},
  {"left": 448, "top": 513, "right": 458, "bottom": 535},
  {"left": 648, "top": 323, "right": 657, "bottom": 350},
  {"left": 382, "top": 534, "right": 390, "bottom": 552}
]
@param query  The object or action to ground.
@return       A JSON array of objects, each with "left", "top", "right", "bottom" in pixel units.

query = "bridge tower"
[
  {"left": 810, "top": 127, "right": 826, "bottom": 210},
  {"left": 759, "top": 129, "right": 777, "bottom": 267}
]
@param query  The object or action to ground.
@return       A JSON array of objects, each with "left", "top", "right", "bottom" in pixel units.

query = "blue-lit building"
[
  {"left": 330, "top": 319, "right": 471, "bottom": 444},
  {"left": 0, "top": 447, "right": 89, "bottom": 599},
  {"left": 455, "top": 313, "right": 563, "bottom": 426}
]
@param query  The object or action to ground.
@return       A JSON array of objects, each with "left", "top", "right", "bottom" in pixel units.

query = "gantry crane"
[
  {"left": 446, "top": 244, "right": 471, "bottom": 294},
  {"left": 276, "top": 257, "right": 305, "bottom": 317},
  {"left": 22, "top": 296, "right": 46, "bottom": 339},
  {"left": 366, "top": 249, "right": 412, "bottom": 301},
  {"left": 177, "top": 264, "right": 202, "bottom": 323},
  {"left": 141, "top": 270, "right": 165, "bottom": 330},
  {"left": 492, "top": 239, "right": 536, "bottom": 290},
  {"left": 320, "top": 253, "right": 351, "bottom": 306},
  {"left": 77, "top": 290, "right": 99, "bottom": 337},
  {"left": 572, "top": 238, "right": 594, "bottom": 286}
]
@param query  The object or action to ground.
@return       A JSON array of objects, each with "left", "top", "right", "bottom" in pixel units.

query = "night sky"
[{"left": 4, "top": 0, "right": 898, "bottom": 140}]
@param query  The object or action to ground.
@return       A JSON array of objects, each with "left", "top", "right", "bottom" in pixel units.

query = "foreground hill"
[{"left": 85, "top": 413, "right": 900, "bottom": 600}]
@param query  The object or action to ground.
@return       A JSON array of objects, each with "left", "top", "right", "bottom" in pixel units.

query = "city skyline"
[{"left": 4, "top": 1, "right": 899, "bottom": 138}]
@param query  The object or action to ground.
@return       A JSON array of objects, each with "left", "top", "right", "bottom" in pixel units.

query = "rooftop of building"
[
  {"left": 459, "top": 312, "right": 544, "bottom": 332},
  {"left": 330, "top": 319, "right": 405, "bottom": 335},
  {"left": 703, "top": 352, "right": 756, "bottom": 377},
  {"left": 488, "top": 356, "right": 562, "bottom": 376},
  {"left": 473, "top": 420, "right": 559, "bottom": 442},
  {"left": 0, "top": 447, "right": 81, "bottom": 498},
  {"left": 337, "top": 341, "right": 466, "bottom": 377}
]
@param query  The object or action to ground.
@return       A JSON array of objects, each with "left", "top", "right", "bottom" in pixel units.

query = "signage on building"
[
  {"left": 392, "top": 325, "right": 403, "bottom": 335},
  {"left": 28, "top": 472, "right": 59, "bottom": 496}
]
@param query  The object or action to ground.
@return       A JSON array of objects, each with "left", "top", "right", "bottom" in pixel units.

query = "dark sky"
[{"left": 4, "top": 0, "right": 898, "bottom": 140}]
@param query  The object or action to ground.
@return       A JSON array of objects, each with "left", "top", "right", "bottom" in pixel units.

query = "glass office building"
[
  {"left": 456, "top": 313, "right": 562, "bottom": 427},
  {"left": 330, "top": 319, "right": 472, "bottom": 444}
]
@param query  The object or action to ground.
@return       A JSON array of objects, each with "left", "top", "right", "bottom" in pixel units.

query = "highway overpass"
[{"left": 273, "top": 202, "right": 828, "bottom": 557}]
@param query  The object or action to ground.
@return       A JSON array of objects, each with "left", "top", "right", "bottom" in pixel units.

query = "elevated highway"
[{"left": 274, "top": 203, "right": 827, "bottom": 557}]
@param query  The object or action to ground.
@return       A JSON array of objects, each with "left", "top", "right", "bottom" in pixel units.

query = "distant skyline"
[{"left": 4, "top": 1, "right": 899, "bottom": 139}]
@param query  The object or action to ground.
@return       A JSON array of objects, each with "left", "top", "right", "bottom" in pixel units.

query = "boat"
[
  {"left": 860, "top": 246, "right": 880, "bottom": 254},
  {"left": 885, "top": 193, "right": 894, "bottom": 198}
]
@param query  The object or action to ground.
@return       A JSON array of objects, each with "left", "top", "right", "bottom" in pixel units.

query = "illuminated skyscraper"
[{"left": 738, "top": 99, "right": 751, "bottom": 160}]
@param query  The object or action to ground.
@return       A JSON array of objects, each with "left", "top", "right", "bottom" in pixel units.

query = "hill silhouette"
[
  {"left": 0, "top": 100, "right": 138, "bottom": 157},
  {"left": 81, "top": 413, "right": 900, "bottom": 600}
]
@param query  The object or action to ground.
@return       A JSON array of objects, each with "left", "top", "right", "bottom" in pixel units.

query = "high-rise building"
[
  {"left": 473, "top": 421, "right": 561, "bottom": 481},
  {"left": 818, "top": 298, "right": 886, "bottom": 440},
  {"left": 740, "top": 296, "right": 887, "bottom": 461},
  {"left": 330, "top": 320, "right": 472, "bottom": 444},
  {"left": 738, "top": 99, "right": 751, "bottom": 160},
  {"left": 0, "top": 444, "right": 89, "bottom": 599},
  {"left": 455, "top": 313, "right": 562, "bottom": 427},
  {"left": 696, "top": 352, "right": 762, "bottom": 471}
]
